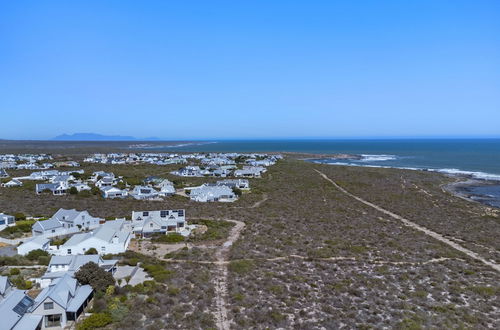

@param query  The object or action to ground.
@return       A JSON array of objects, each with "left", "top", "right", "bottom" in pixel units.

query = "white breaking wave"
[
  {"left": 313, "top": 160, "right": 500, "bottom": 181},
  {"left": 162, "top": 142, "right": 218, "bottom": 148},
  {"left": 431, "top": 168, "right": 500, "bottom": 181},
  {"left": 359, "top": 154, "right": 398, "bottom": 162}
]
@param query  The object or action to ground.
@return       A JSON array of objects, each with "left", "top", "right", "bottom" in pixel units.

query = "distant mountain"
[{"left": 52, "top": 133, "right": 161, "bottom": 141}]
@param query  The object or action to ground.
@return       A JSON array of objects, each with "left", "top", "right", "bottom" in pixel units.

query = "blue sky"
[{"left": 1, "top": 0, "right": 499, "bottom": 140}]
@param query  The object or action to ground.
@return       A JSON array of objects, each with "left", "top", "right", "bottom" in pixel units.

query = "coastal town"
[
  {"left": 0, "top": 146, "right": 499, "bottom": 329},
  {"left": 0, "top": 151, "right": 281, "bottom": 329}
]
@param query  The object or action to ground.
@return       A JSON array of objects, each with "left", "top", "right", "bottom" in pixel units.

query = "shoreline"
[
  {"left": 303, "top": 155, "right": 500, "bottom": 210},
  {"left": 443, "top": 178, "right": 500, "bottom": 209}
]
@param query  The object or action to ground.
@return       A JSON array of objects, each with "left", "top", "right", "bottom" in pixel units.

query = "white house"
[
  {"left": 128, "top": 210, "right": 189, "bottom": 237},
  {"left": 30, "top": 274, "right": 93, "bottom": 329},
  {"left": 234, "top": 166, "right": 266, "bottom": 178},
  {"left": 35, "top": 182, "right": 68, "bottom": 195},
  {"left": 171, "top": 166, "right": 202, "bottom": 177},
  {"left": 1, "top": 178, "right": 23, "bottom": 187},
  {"left": 189, "top": 185, "right": 237, "bottom": 202},
  {"left": 0, "top": 213, "right": 15, "bottom": 231},
  {"left": 36, "top": 255, "right": 117, "bottom": 288},
  {"left": 101, "top": 186, "right": 128, "bottom": 199},
  {"left": 217, "top": 179, "right": 250, "bottom": 190},
  {"left": 17, "top": 236, "right": 51, "bottom": 256},
  {"left": 56, "top": 220, "right": 131, "bottom": 256},
  {"left": 0, "top": 169, "right": 9, "bottom": 178},
  {"left": 32, "top": 209, "right": 101, "bottom": 238},
  {"left": 0, "top": 276, "right": 43, "bottom": 330},
  {"left": 156, "top": 179, "right": 175, "bottom": 197},
  {"left": 129, "top": 186, "right": 159, "bottom": 200}
]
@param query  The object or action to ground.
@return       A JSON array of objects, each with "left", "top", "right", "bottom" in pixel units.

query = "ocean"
[{"left": 154, "top": 139, "right": 500, "bottom": 179}]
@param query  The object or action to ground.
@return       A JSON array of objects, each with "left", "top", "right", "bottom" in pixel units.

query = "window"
[
  {"left": 143, "top": 212, "right": 149, "bottom": 216},
  {"left": 0, "top": 220, "right": 5, "bottom": 225},
  {"left": 160, "top": 210, "right": 168, "bottom": 218},
  {"left": 101, "top": 246, "right": 106, "bottom": 251},
  {"left": 150, "top": 223, "right": 154, "bottom": 227},
  {"left": 67, "top": 249, "right": 71, "bottom": 255},
  {"left": 45, "top": 314, "right": 62, "bottom": 327},
  {"left": 51, "top": 229, "right": 55, "bottom": 233},
  {"left": 44, "top": 302, "right": 54, "bottom": 310}
]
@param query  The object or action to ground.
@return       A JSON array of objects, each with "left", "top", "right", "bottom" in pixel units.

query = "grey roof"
[
  {"left": 19, "top": 236, "right": 50, "bottom": 248},
  {"left": 49, "top": 255, "right": 101, "bottom": 269},
  {"left": 93, "top": 220, "right": 128, "bottom": 243},
  {"left": 33, "top": 217, "right": 62, "bottom": 231},
  {"left": 35, "top": 183, "right": 60, "bottom": 193},
  {"left": 66, "top": 285, "right": 93, "bottom": 312},
  {"left": 12, "top": 313, "right": 42, "bottom": 330},
  {"left": 61, "top": 233, "right": 92, "bottom": 247},
  {"left": 51, "top": 175, "right": 72, "bottom": 182},
  {"left": 0, "top": 289, "right": 35, "bottom": 330},
  {"left": 52, "top": 209, "right": 81, "bottom": 223},
  {"left": 32, "top": 274, "right": 91, "bottom": 311},
  {"left": 0, "top": 276, "right": 11, "bottom": 296}
]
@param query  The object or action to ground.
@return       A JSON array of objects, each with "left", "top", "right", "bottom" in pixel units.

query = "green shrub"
[
  {"left": 69, "top": 187, "right": 78, "bottom": 195},
  {"left": 142, "top": 263, "right": 173, "bottom": 282},
  {"left": 13, "top": 213, "right": 26, "bottom": 221},
  {"left": 75, "top": 262, "right": 115, "bottom": 292},
  {"left": 77, "top": 313, "right": 112, "bottom": 330},
  {"left": 228, "top": 260, "right": 255, "bottom": 274},
  {"left": 85, "top": 248, "right": 98, "bottom": 255},
  {"left": 189, "top": 219, "right": 235, "bottom": 242},
  {"left": 10, "top": 268, "right": 20, "bottom": 275},
  {"left": 152, "top": 233, "right": 184, "bottom": 244},
  {"left": 26, "top": 249, "right": 50, "bottom": 261}
]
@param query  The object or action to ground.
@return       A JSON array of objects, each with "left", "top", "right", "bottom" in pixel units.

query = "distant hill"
[{"left": 52, "top": 133, "right": 161, "bottom": 141}]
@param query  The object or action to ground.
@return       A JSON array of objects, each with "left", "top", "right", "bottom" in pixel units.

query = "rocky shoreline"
[{"left": 444, "top": 177, "right": 500, "bottom": 209}]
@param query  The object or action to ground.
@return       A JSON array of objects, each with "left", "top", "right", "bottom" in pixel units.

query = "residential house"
[
  {"left": 95, "top": 176, "right": 115, "bottom": 188},
  {"left": 49, "top": 175, "right": 74, "bottom": 184},
  {"left": 35, "top": 182, "right": 68, "bottom": 195},
  {"left": 0, "top": 169, "right": 9, "bottom": 178},
  {"left": 101, "top": 186, "right": 128, "bottom": 199},
  {"left": 234, "top": 166, "right": 266, "bottom": 178},
  {"left": 171, "top": 166, "right": 202, "bottom": 177},
  {"left": 1, "top": 179, "right": 23, "bottom": 187},
  {"left": 129, "top": 210, "right": 187, "bottom": 237},
  {"left": 36, "top": 255, "right": 117, "bottom": 288},
  {"left": 156, "top": 179, "right": 175, "bottom": 197},
  {"left": 216, "top": 179, "right": 250, "bottom": 190},
  {"left": 189, "top": 185, "right": 237, "bottom": 202},
  {"left": 17, "top": 236, "right": 51, "bottom": 256},
  {"left": 129, "top": 186, "right": 159, "bottom": 200},
  {"left": 32, "top": 209, "right": 101, "bottom": 238},
  {"left": 0, "top": 213, "right": 16, "bottom": 231},
  {"left": 69, "top": 183, "right": 91, "bottom": 192},
  {"left": 30, "top": 274, "right": 93, "bottom": 329},
  {"left": 0, "top": 276, "right": 42, "bottom": 330},
  {"left": 56, "top": 220, "right": 131, "bottom": 256},
  {"left": 89, "top": 171, "right": 115, "bottom": 183}
]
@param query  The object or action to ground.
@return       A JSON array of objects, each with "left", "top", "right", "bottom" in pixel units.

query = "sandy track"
[
  {"left": 315, "top": 169, "right": 500, "bottom": 273},
  {"left": 212, "top": 219, "right": 245, "bottom": 330}
]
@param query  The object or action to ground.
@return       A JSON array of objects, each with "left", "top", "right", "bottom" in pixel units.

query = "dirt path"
[
  {"left": 212, "top": 219, "right": 245, "bottom": 330},
  {"left": 233, "top": 193, "right": 269, "bottom": 209},
  {"left": 315, "top": 169, "right": 500, "bottom": 273}
]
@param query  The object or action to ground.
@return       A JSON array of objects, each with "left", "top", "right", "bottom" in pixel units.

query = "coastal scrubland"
[{"left": 0, "top": 146, "right": 499, "bottom": 328}]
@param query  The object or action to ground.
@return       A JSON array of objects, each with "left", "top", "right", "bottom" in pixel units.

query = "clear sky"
[{"left": 1, "top": 0, "right": 499, "bottom": 140}]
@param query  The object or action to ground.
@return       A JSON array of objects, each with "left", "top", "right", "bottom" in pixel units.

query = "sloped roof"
[
  {"left": 0, "top": 276, "right": 11, "bottom": 296},
  {"left": 33, "top": 217, "right": 62, "bottom": 231},
  {"left": 0, "top": 289, "right": 35, "bottom": 330},
  {"left": 32, "top": 274, "right": 80, "bottom": 310}
]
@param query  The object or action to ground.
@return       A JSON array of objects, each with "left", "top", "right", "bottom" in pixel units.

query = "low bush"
[
  {"left": 152, "top": 233, "right": 184, "bottom": 244},
  {"left": 77, "top": 313, "right": 112, "bottom": 330},
  {"left": 228, "top": 260, "right": 255, "bottom": 274}
]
